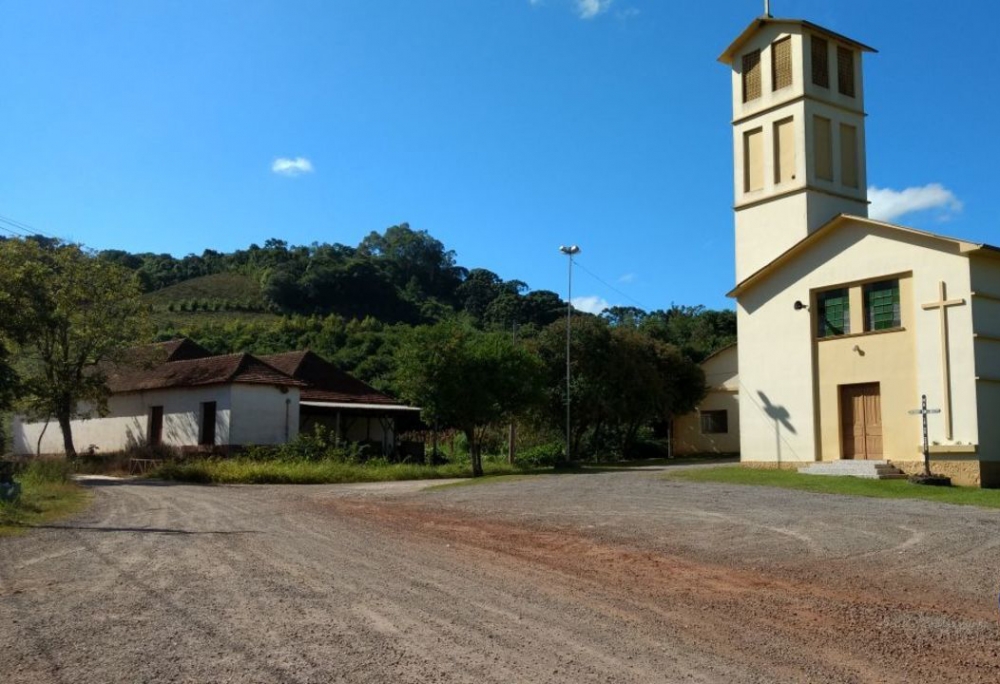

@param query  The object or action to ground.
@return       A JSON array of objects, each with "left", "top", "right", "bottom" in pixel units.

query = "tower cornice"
[{"left": 718, "top": 17, "right": 876, "bottom": 65}]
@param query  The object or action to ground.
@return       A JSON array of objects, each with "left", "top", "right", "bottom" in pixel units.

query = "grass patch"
[
  {"left": 0, "top": 461, "right": 91, "bottom": 536},
  {"left": 665, "top": 465, "right": 1000, "bottom": 509},
  {"left": 150, "top": 458, "right": 524, "bottom": 485}
]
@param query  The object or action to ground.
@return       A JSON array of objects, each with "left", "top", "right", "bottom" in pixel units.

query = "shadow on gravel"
[{"left": 31, "top": 524, "right": 260, "bottom": 535}]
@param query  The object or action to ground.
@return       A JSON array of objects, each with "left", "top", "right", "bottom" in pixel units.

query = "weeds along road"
[{"left": 2, "top": 466, "right": 1000, "bottom": 683}]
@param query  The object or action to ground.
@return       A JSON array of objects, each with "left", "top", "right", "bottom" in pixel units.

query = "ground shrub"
[
  {"left": 151, "top": 458, "right": 521, "bottom": 485},
  {"left": 18, "top": 459, "right": 73, "bottom": 484},
  {"left": 242, "top": 427, "right": 369, "bottom": 463},
  {"left": 514, "top": 442, "right": 563, "bottom": 469},
  {"left": 1, "top": 458, "right": 88, "bottom": 534}
]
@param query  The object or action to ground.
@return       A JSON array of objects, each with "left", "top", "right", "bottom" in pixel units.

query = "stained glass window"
[
  {"left": 865, "top": 280, "right": 901, "bottom": 331},
  {"left": 817, "top": 289, "right": 850, "bottom": 338}
]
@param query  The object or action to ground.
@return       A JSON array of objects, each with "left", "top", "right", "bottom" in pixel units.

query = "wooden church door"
[{"left": 840, "top": 383, "right": 883, "bottom": 460}]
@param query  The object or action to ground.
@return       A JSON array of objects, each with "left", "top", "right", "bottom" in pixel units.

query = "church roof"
[
  {"left": 718, "top": 17, "right": 877, "bottom": 64},
  {"left": 727, "top": 214, "right": 1000, "bottom": 298}
]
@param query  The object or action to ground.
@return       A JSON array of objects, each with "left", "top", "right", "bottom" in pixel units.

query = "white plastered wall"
[
  {"left": 229, "top": 385, "right": 299, "bottom": 446},
  {"left": 737, "top": 221, "right": 978, "bottom": 463},
  {"left": 13, "top": 385, "right": 233, "bottom": 455}
]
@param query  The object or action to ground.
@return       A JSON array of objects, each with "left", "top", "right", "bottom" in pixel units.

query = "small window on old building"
[
  {"left": 700, "top": 410, "right": 729, "bottom": 435},
  {"left": 771, "top": 37, "right": 793, "bottom": 91},
  {"left": 865, "top": 280, "right": 901, "bottom": 331},
  {"left": 743, "top": 127, "right": 764, "bottom": 193},
  {"left": 817, "top": 288, "right": 851, "bottom": 338},
  {"left": 199, "top": 401, "right": 217, "bottom": 446},
  {"left": 773, "top": 117, "right": 795, "bottom": 184},
  {"left": 837, "top": 46, "right": 855, "bottom": 97},
  {"left": 813, "top": 116, "right": 833, "bottom": 181},
  {"left": 811, "top": 35, "right": 829, "bottom": 88},
  {"left": 742, "top": 49, "right": 761, "bottom": 102},
  {"left": 840, "top": 123, "right": 859, "bottom": 188}
]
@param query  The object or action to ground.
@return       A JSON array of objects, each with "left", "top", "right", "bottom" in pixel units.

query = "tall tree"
[
  {"left": 1, "top": 240, "right": 149, "bottom": 457},
  {"left": 395, "top": 321, "right": 542, "bottom": 476}
]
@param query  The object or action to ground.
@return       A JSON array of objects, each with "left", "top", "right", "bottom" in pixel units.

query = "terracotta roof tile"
[
  {"left": 260, "top": 351, "right": 404, "bottom": 405},
  {"left": 107, "top": 353, "right": 305, "bottom": 393}
]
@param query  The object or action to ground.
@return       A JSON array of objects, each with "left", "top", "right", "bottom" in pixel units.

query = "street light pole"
[{"left": 559, "top": 245, "right": 580, "bottom": 464}]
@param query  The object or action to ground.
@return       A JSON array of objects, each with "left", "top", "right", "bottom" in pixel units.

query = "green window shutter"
[
  {"left": 818, "top": 289, "right": 850, "bottom": 337},
  {"left": 865, "top": 280, "right": 901, "bottom": 331}
]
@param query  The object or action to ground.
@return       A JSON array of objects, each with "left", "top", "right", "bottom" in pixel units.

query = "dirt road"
[{"left": 3, "top": 466, "right": 1000, "bottom": 683}]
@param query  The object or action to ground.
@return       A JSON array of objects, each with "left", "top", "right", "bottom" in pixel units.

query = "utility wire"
[
  {"left": 0, "top": 212, "right": 73, "bottom": 244},
  {"left": 572, "top": 258, "right": 654, "bottom": 312}
]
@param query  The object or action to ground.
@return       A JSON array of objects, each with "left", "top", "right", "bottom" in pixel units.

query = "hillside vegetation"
[{"left": 105, "top": 222, "right": 736, "bottom": 364}]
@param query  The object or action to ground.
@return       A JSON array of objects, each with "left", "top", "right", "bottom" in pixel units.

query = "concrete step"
[{"left": 799, "top": 460, "right": 907, "bottom": 480}]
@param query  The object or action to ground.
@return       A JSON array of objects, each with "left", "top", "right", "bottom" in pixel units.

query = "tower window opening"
[
  {"left": 742, "top": 49, "right": 761, "bottom": 102},
  {"left": 811, "top": 36, "right": 829, "bottom": 88},
  {"left": 837, "top": 46, "right": 855, "bottom": 97},
  {"left": 772, "top": 37, "right": 793, "bottom": 91},
  {"left": 773, "top": 117, "right": 795, "bottom": 185},
  {"left": 840, "top": 123, "right": 859, "bottom": 188},
  {"left": 743, "top": 128, "right": 764, "bottom": 193},
  {"left": 813, "top": 116, "right": 833, "bottom": 181}
]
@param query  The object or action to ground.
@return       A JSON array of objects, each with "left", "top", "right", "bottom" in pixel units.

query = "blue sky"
[{"left": 1, "top": 0, "right": 995, "bottom": 312}]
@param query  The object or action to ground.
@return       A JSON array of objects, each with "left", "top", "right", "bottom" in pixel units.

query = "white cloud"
[
  {"left": 868, "top": 183, "right": 962, "bottom": 222},
  {"left": 576, "top": 0, "right": 612, "bottom": 19},
  {"left": 618, "top": 272, "right": 637, "bottom": 284},
  {"left": 271, "top": 157, "right": 314, "bottom": 177},
  {"left": 572, "top": 295, "right": 611, "bottom": 314}
]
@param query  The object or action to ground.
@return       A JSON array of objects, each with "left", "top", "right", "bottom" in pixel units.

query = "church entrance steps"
[{"left": 799, "top": 460, "right": 908, "bottom": 480}]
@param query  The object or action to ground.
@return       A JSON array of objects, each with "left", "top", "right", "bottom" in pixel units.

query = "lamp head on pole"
[{"left": 559, "top": 245, "right": 581, "bottom": 256}]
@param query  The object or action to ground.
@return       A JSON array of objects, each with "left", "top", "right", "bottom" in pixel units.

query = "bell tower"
[{"left": 719, "top": 17, "right": 876, "bottom": 282}]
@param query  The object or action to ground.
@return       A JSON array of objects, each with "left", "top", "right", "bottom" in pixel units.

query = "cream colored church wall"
[
  {"left": 737, "top": 286, "right": 818, "bottom": 463},
  {"left": 673, "top": 391, "right": 741, "bottom": 455},
  {"left": 970, "top": 257, "right": 1000, "bottom": 468},
  {"left": 815, "top": 277, "right": 917, "bottom": 461},
  {"left": 736, "top": 221, "right": 978, "bottom": 463},
  {"left": 734, "top": 189, "right": 811, "bottom": 282},
  {"left": 673, "top": 346, "right": 740, "bottom": 455}
]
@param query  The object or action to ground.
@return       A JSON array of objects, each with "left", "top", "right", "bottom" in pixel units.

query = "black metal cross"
[{"left": 909, "top": 394, "right": 942, "bottom": 476}]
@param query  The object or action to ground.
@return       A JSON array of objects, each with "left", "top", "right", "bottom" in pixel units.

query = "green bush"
[
  {"left": 242, "top": 426, "right": 368, "bottom": 463},
  {"left": 18, "top": 459, "right": 73, "bottom": 485},
  {"left": 515, "top": 442, "right": 563, "bottom": 469},
  {"left": 151, "top": 458, "right": 521, "bottom": 485}
]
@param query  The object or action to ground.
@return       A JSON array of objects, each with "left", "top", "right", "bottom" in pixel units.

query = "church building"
[{"left": 719, "top": 15, "right": 1000, "bottom": 486}]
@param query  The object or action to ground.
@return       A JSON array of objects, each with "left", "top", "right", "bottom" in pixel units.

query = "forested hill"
[{"left": 93, "top": 223, "right": 736, "bottom": 365}]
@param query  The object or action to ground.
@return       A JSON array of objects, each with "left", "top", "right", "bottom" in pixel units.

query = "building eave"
[
  {"left": 300, "top": 401, "right": 421, "bottom": 412},
  {"left": 718, "top": 17, "right": 877, "bottom": 64},
  {"left": 728, "top": 214, "right": 988, "bottom": 299}
]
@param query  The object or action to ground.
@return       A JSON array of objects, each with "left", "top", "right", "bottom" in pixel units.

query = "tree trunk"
[
  {"left": 36, "top": 417, "right": 51, "bottom": 456},
  {"left": 466, "top": 428, "right": 483, "bottom": 477},
  {"left": 57, "top": 411, "right": 77, "bottom": 459}
]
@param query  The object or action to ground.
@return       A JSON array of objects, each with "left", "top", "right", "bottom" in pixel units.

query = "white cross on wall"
[{"left": 921, "top": 281, "right": 966, "bottom": 440}]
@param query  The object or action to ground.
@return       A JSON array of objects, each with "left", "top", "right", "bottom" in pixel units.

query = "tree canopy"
[
  {"left": 1, "top": 239, "right": 149, "bottom": 456},
  {"left": 395, "top": 321, "right": 543, "bottom": 475}
]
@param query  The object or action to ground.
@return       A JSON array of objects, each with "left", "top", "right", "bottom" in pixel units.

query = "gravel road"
[{"left": 3, "top": 465, "right": 1000, "bottom": 683}]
